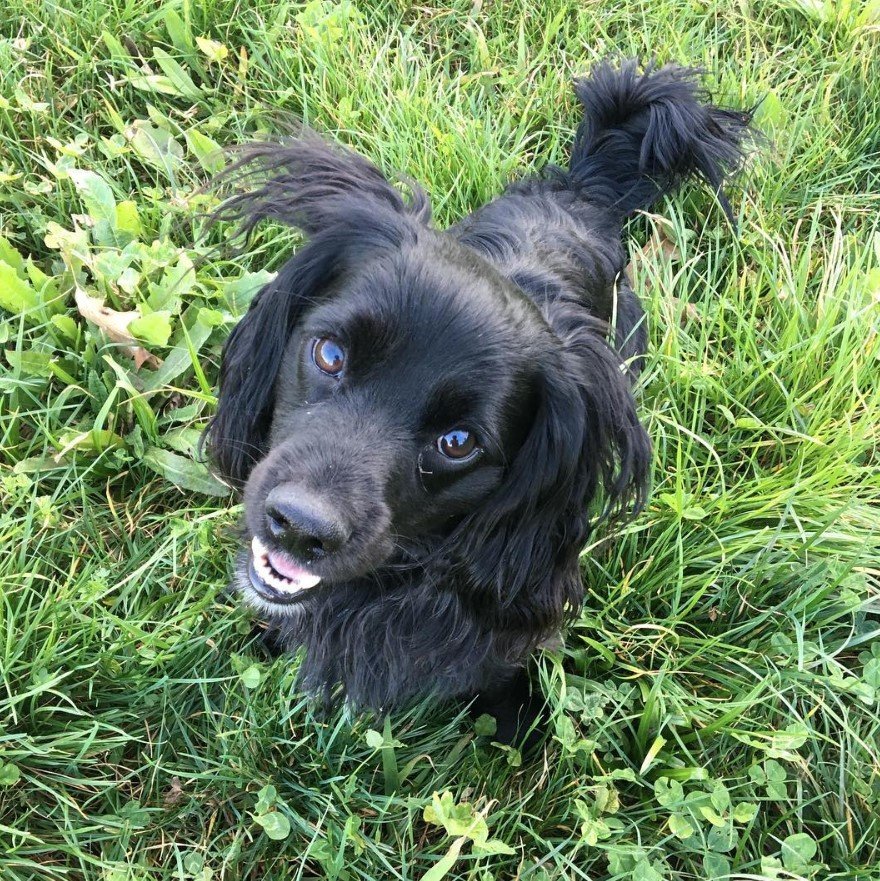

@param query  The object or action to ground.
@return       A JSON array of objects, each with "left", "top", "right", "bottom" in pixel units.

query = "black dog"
[{"left": 207, "top": 60, "right": 752, "bottom": 743}]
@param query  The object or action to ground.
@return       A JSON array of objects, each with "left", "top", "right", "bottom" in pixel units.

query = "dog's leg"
[
  {"left": 250, "top": 621, "right": 286, "bottom": 658},
  {"left": 470, "top": 668, "right": 547, "bottom": 753}
]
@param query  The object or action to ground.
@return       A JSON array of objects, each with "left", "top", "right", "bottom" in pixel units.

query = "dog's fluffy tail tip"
[{"left": 569, "top": 59, "right": 755, "bottom": 220}]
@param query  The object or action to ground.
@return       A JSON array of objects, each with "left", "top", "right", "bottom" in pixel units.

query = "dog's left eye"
[
  {"left": 312, "top": 337, "right": 345, "bottom": 376},
  {"left": 438, "top": 428, "right": 477, "bottom": 460}
]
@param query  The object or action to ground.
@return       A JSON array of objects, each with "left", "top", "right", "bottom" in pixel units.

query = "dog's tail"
[{"left": 566, "top": 59, "right": 753, "bottom": 220}]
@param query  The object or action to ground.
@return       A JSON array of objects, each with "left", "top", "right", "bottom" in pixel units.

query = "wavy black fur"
[{"left": 206, "top": 59, "right": 753, "bottom": 743}]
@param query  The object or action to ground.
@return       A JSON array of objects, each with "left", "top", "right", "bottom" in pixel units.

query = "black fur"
[{"left": 206, "top": 60, "right": 752, "bottom": 744}]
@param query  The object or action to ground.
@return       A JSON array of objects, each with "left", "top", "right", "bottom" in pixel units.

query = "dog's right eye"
[
  {"left": 438, "top": 428, "right": 478, "bottom": 460},
  {"left": 312, "top": 338, "right": 345, "bottom": 376}
]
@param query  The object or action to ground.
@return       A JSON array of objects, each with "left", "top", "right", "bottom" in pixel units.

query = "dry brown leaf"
[
  {"left": 625, "top": 227, "right": 681, "bottom": 290},
  {"left": 75, "top": 288, "right": 162, "bottom": 369},
  {"left": 624, "top": 225, "right": 702, "bottom": 324},
  {"left": 671, "top": 297, "right": 700, "bottom": 322},
  {"left": 163, "top": 776, "right": 184, "bottom": 806}
]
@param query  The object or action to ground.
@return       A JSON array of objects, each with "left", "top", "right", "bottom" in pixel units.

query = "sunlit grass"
[{"left": 0, "top": 1, "right": 878, "bottom": 879}]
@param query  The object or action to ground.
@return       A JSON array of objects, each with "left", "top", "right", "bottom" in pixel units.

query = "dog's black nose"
[{"left": 264, "top": 486, "right": 349, "bottom": 562}]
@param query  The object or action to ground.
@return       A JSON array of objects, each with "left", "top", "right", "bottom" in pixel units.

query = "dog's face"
[
  {"left": 208, "top": 135, "right": 650, "bottom": 622},
  {"left": 240, "top": 238, "right": 544, "bottom": 607}
]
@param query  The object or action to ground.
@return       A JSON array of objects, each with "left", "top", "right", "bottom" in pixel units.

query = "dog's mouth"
[{"left": 248, "top": 535, "right": 321, "bottom": 604}]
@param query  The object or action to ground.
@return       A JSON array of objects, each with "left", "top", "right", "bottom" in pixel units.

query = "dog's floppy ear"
[
  {"left": 205, "top": 242, "right": 337, "bottom": 485},
  {"left": 205, "top": 134, "right": 430, "bottom": 486},
  {"left": 210, "top": 130, "right": 430, "bottom": 239},
  {"left": 452, "top": 316, "right": 651, "bottom": 631}
]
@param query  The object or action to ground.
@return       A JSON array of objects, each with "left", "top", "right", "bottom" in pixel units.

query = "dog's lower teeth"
[{"left": 250, "top": 535, "right": 321, "bottom": 595}]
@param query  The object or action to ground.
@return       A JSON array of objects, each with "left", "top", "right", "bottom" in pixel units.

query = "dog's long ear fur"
[
  {"left": 205, "top": 134, "right": 429, "bottom": 486},
  {"left": 211, "top": 131, "right": 431, "bottom": 238},
  {"left": 450, "top": 312, "right": 651, "bottom": 633}
]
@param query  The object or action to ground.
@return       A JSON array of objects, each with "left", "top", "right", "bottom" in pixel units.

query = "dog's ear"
[
  {"left": 205, "top": 242, "right": 337, "bottom": 485},
  {"left": 205, "top": 134, "right": 430, "bottom": 486},
  {"left": 452, "top": 317, "right": 651, "bottom": 630},
  {"left": 210, "top": 131, "right": 430, "bottom": 239}
]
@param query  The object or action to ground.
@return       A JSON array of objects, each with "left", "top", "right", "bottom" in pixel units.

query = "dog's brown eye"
[
  {"left": 313, "top": 338, "right": 345, "bottom": 376},
  {"left": 438, "top": 429, "right": 477, "bottom": 460}
]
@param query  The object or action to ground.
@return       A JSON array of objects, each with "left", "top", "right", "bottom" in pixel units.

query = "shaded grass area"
[{"left": 1, "top": 1, "right": 879, "bottom": 878}]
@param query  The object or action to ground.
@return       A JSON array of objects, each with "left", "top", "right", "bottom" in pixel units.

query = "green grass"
[{"left": 1, "top": 1, "right": 879, "bottom": 879}]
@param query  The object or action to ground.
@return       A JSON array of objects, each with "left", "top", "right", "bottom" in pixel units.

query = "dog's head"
[{"left": 207, "top": 134, "right": 650, "bottom": 628}]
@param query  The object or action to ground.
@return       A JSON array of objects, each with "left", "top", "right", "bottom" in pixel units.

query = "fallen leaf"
[
  {"left": 75, "top": 288, "right": 162, "bottom": 368},
  {"left": 625, "top": 225, "right": 681, "bottom": 291},
  {"left": 624, "top": 225, "right": 702, "bottom": 324},
  {"left": 164, "top": 776, "right": 184, "bottom": 806},
  {"left": 670, "top": 296, "right": 701, "bottom": 322}
]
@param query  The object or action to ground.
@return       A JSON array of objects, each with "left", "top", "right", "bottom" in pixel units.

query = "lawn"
[{"left": 1, "top": 1, "right": 879, "bottom": 879}]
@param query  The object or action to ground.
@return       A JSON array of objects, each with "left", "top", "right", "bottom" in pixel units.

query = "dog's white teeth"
[{"left": 250, "top": 535, "right": 321, "bottom": 594}]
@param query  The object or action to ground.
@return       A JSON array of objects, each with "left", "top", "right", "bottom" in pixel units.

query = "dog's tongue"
[{"left": 267, "top": 548, "right": 321, "bottom": 588}]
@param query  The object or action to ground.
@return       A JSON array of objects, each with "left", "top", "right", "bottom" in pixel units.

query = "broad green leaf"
[
  {"left": 255, "top": 811, "right": 290, "bottom": 841},
  {"left": 143, "top": 317, "right": 213, "bottom": 391},
  {"left": 129, "top": 311, "right": 173, "bottom": 347},
  {"left": 420, "top": 836, "right": 465, "bottom": 881},
  {"left": 196, "top": 307, "right": 225, "bottom": 327},
  {"left": 101, "top": 30, "right": 129, "bottom": 62},
  {"left": 423, "top": 791, "right": 511, "bottom": 851},
  {"left": 57, "top": 429, "right": 126, "bottom": 454},
  {"left": 153, "top": 48, "right": 202, "bottom": 101},
  {"left": 755, "top": 90, "right": 788, "bottom": 131},
  {"left": 0, "top": 762, "right": 21, "bottom": 786},
  {"left": 164, "top": 9, "right": 194, "bottom": 53},
  {"left": 732, "top": 802, "right": 759, "bottom": 823},
  {"left": 682, "top": 504, "right": 708, "bottom": 521},
  {"left": 767, "top": 723, "right": 809, "bottom": 758},
  {"left": 147, "top": 253, "right": 195, "bottom": 312},
  {"left": 659, "top": 492, "right": 681, "bottom": 515},
  {"left": 578, "top": 811, "right": 611, "bottom": 846},
  {"left": 115, "top": 201, "right": 142, "bottom": 238},
  {"left": 702, "top": 853, "right": 731, "bottom": 880},
  {"left": 6, "top": 349, "right": 52, "bottom": 377},
  {"left": 699, "top": 806, "right": 727, "bottom": 827},
  {"left": 0, "top": 234, "right": 25, "bottom": 275},
  {"left": 25, "top": 260, "right": 60, "bottom": 309},
  {"left": 240, "top": 665, "right": 261, "bottom": 689},
  {"left": 128, "top": 73, "right": 188, "bottom": 97},
  {"left": 196, "top": 36, "right": 229, "bottom": 63},
  {"left": 760, "top": 856, "right": 785, "bottom": 878},
  {"left": 0, "top": 260, "right": 39, "bottom": 314},
  {"left": 668, "top": 813, "right": 694, "bottom": 839},
  {"left": 129, "top": 121, "right": 184, "bottom": 172},
  {"left": 255, "top": 785, "right": 278, "bottom": 814},
  {"left": 472, "top": 836, "right": 515, "bottom": 855},
  {"left": 68, "top": 168, "right": 117, "bottom": 230},
  {"left": 162, "top": 426, "right": 203, "bottom": 456},
  {"left": 654, "top": 777, "right": 684, "bottom": 807},
  {"left": 182, "top": 852, "right": 204, "bottom": 874},
  {"left": 781, "top": 832, "right": 818, "bottom": 873},
  {"left": 365, "top": 729, "right": 384, "bottom": 749},
  {"left": 222, "top": 268, "right": 276, "bottom": 315},
  {"left": 632, "top": 859, "right": 664, "bottom": 881},
  {"left": 707, "top": 820, "right": 737, "bottom": 853},
  {"left": 863, "top": 657, "right": 880, "bottom": 689},
  {"left": 185, "top": 128, "right": 225, "bottom": 173},
  {"left": 143, "top": 447, "right": 229, "bottom": 496},
  {"left": 709, "top": 781, "right": 731, "bottom": 812},
  {"left": 492, "top": 742, "right": 522, "bottom": 767},
  {"left": 592, "top": 784, "right": 619, "bottom": 815},
  {"left": 734, "top": 416, "right": 763, "bottom": 430}
]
